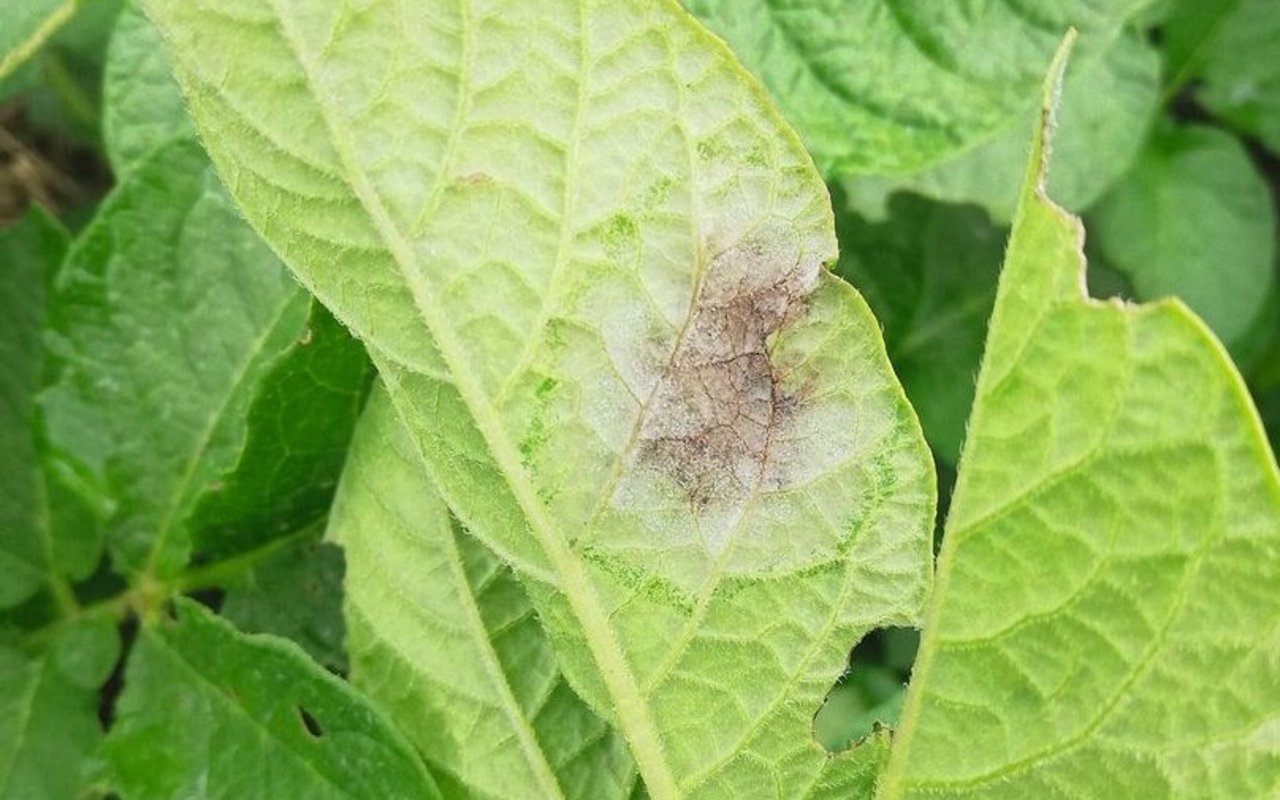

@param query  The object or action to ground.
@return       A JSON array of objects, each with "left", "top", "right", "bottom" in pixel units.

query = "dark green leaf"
[
  {"left": 0, "top": 617, "right": 118, "bottom": 799},
  {"left": 0, "top": 208, "right": 69, "bottom": 609},
  {"left": 1164, "top": 0, "right": 1280, "bottom": 154},
  {"left": 39, "top": 138, "right": 369, "bottom": 584},
  {"left": 834, "top": 191, "right": 1005, "bottom": 464},
  {"left": 101, "top": 598, "right": 440, "bottom": 800},
  {"left": 685, "top": 0, "right": 1153, "bottom": 176},
  {"left": 221, "top": 536, "right": 347, "bottom": 673},
  {"left": 1088, "top": 123, "right": 1277, "bottom": 353},
  {"left": 39, "top": 139, "right": 309, "bottom": 580}
]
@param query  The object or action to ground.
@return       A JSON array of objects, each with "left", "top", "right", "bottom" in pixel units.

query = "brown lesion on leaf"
[{"left": 635, "top": 226, "right": 819, "bottom": 508}]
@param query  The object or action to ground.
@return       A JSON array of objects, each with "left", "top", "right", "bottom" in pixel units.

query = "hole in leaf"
[
  {"left": 813, "top": 627, "right": 919, "bottom": 753},
  {"left": 298, "top": 706, "right": 324, "bottom": 738}
]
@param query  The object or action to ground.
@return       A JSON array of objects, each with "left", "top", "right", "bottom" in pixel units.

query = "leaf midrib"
[{"left": 260, "top": 4, "right": 681, "bottom": 797}]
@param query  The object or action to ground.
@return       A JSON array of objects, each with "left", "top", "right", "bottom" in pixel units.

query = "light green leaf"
[
  {"left": 684, "top": 0, "right": 1151, "bottom": 176},
  {"left": 0, "top": 208, "right": 69, "bottom": 609},
  {"left": 844, "top": 32, "right": 1160, "bottom": 223},
  {"left": 880, "top": 41, "right": 1280, "bottom": 799},
  {"left": 0, "top": 0, "right": 76, "bottom": 82},
  {"left": 0, "top": 617, "right": 118, "bottom": 800},
  {"left": 40, "top": 137, "right": 368, "bottom": 583},
  {"left": 221, "top": 533, "right": 348, "bottom": 673},
  {"left": 330, "top": 387, "right": 637, "bottom": 800},
  {"left": 1163, "top": 0, "right": 1280, "bottom": 155},
  {"left": 1088, "top": 123, "right": 1277, "bottom": 353},
  {"left": 102, "top": 0, "right": 194, "bottom": 172},
  {"left": 144, "top": 1, "right": 936, "bottom": 796},
  {"left": 100, "top": 598, "right": 441, "bottom": 799},
  {"left": 833, "top": 191, "right": 1005, "bottom": 464}
]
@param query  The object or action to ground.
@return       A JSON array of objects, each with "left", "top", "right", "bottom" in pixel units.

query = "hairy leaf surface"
[
  {"left": 880, "top": 44, "right": 1280, "bottom": 799},
  {"left": 330, "top": 388, "right": 637, "bottom": 800},
  {"left": 145, "top": 1, "right": 936, "bottom": 795},
  {"left": 684, "top": 0, "right": 1152, "bottom": 176},
  {"left": 100, "top": 598, "right": 440, "bottom": 800}
]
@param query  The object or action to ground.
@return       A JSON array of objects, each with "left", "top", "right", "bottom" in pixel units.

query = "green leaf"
[
  {"left": 186, "top": 301, "right": 372, "bottom": 561},
  {"left": 144, "top": 1, "right": 936, "bottom": 796},
  {"left": 0, "top": 617, "right": 118, "bottom": 800},
  {"left": 102, "top": 0, "right": 194, "bottom": 173},
  {"left": 1163, "top": 0, "right": 1280, "bottom": 155},
  {"left": 843, "top": 33, "right": 1160, "bottom": 223},
  {"left": 330, "top": 387, "right": 637, "bottom": 799},
  {"left": 683, "top": 0, "right": 1152, "bottom": 176},
  {"left": 1088, "top": 123, "right": 1277, "bottom": 353},
  {"left": 880, "top": 40, "right": 1280, "bottom": 798},
  {"left": 40, "top": 137, "right": 368, "bottom": 583},
  {"left": 0, "top": 208, "right": 70, "bottom": 609},
  {"left": 221, "top": 533, "right": 348, "bottom": 673},
  {"left": 0, "top": 0, "right": 76, "bottom": 82},
  {"left": 833, "top": 191, "right": 1005, "bottom": 464},
  {"left": 100, "top": 598, "right": 441, "bottom": 799}
]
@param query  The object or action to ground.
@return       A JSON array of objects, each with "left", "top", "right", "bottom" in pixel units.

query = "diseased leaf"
[
  {"left": 1088, "top": 123, "right": 1277, "bottom": 353},
  {"left": 145, "top": 1, "right": 936, "bottom": 796},
  {"left": 844, "top": 33, "right": 1160, "bottom": 223},
  {"left": 221, "top": 533, "right": 348, "bottom": 673},
  {"left": 102, "top": 0, "right": 194, "bottom": 172},
  {"left": 833, "top": 191, "right": 1004, "bottom": 464},
  {"left": 100, "top": 598, "right": 441, "bottom": 800},
  {"left": 39, "top": 137, "right": 369, "bottom": 582},
  {"left": 0, "top": 0, "right": 75, "bottom": 82},
  {"left": 880, "top": 42, "right": 1280, "bottom": 799},
  {"left": 1163, "top": 0, "right": 1280, "bottom": 155},
  {"left": 330, "top": 387, "right": 637, "bottom": 799},
  {"left": 684, "top": 0, "right": 1152, "bottom": 176},
  {"left": 0, "top": 208, "right": 69, "bottom": 609},
  {"left": 0, "top": 617, "right": 119, "bottom": 800}
]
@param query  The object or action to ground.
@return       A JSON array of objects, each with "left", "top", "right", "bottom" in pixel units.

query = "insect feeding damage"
[{"left": 636, "top": 226, "right": 820, "bottom": 508}]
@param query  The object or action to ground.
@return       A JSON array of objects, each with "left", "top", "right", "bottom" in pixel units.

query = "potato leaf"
[
  {"left": 0, "top": 617, "right": 118, "bottom": 800},
  {"left": 99, "top": 598, "right": 440, "bottom": 800},
  {"left": 1163, "top": 0, "right": 1280, "bottom": 156},
  {"left": 0, "top": 208, "right": 70, "bottom": 609},
  {"left": 833, "top": 192, "right": 1004, "bottom": 465},
  {"left": 880, "top": 40, "right": 1280, "bottom": 799},
  {"left": 843, "top": 32, "right": 1160, "bottom": 222},
  {"left": 684, "top": 0, "right": 1152, "bottom": 176},
  {"left": 1088, "top": 123, "right": 1277, "bottom": 354},
  {"left": 143, "top": 1, "right": 936, "bottom": 795},
  {"left": 39, "top": 138, "right": 369, "bottom": 582},
  {"left": 330, "top": 387, "right": 637, "bottom": 799},
  {"left": 102, "top": 0, "right": 194, "bottom": 173}
]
